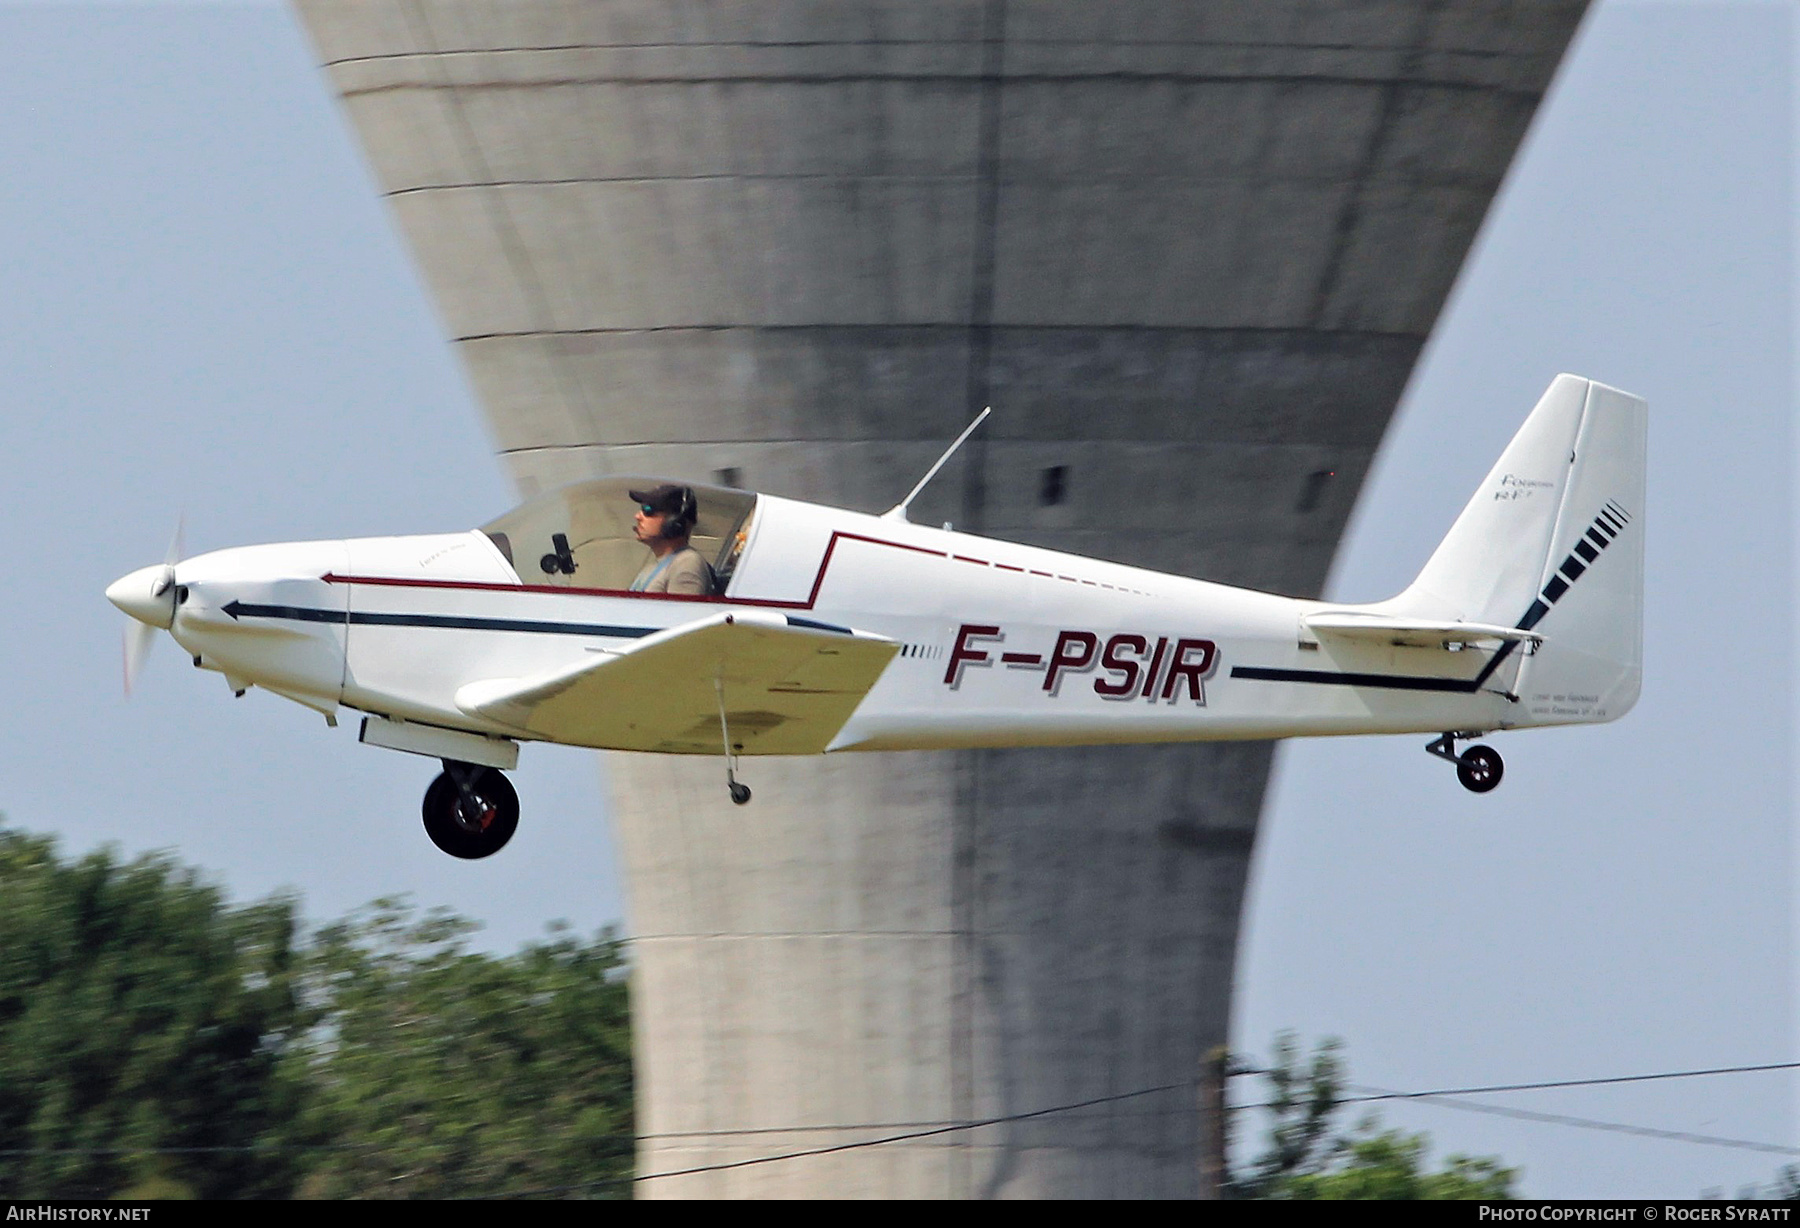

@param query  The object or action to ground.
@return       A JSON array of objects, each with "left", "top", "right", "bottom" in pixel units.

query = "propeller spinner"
[{"left": 106, "top": 519, "right": 184, "bottom": 695}]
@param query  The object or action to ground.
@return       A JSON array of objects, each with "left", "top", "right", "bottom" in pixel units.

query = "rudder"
[{"left": 1513, "top": 381, "right": 1646, "bottom": 725}]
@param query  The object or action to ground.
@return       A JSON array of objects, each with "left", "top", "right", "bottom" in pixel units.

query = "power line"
[
  {"left": 632, "top": 1080, "right": 1195, "bottom": 1185},
  {"left": 636, "top": 1060, "right": 1800, "bottom": 1142},
  {"left": 632, "top": 1060, "right": 1800, "bottom": 1183},
  {"left": 1337, "top": 1060, "right": 1800, "bottom": 1105},
  {"left": 1224, "top": 1059, "right": 1800, "bottom": 1160},
  {"left": 1229, "top": 1059, "right": 1800, "bottom": 1111},
  {"left": 3, "top": 1057, "right": 1793, "bottom": 1183},
  {"left": 1335, "top": 1087, "right": 1800, "bottom": 1159}
]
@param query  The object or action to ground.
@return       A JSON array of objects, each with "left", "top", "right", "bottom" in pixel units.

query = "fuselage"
[{"left": 156, "top": 490, "right": 1530, "bottom": 755}]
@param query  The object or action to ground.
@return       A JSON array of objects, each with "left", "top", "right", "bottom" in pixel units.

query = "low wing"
[
  {"left": 456, "top": 611, "right": 900, "bottom": 754},
  {"left": 1303, "top": 611, "right": 1544, "bottom": 649}
]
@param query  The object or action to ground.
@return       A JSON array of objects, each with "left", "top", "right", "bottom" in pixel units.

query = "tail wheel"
[
  {"left": 423, "top": 766, "right": 519, "bottom": 859},
  {"left": 1456, "top": 745, "right": 1505, "bottom": 794}
]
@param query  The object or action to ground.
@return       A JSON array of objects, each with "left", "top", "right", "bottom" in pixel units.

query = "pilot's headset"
[{"left": 662, "top": 487, "right": 698, "bottom": 540}]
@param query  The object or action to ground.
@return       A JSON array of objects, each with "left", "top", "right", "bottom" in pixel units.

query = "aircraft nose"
[{"left": 106, "top": 565, "right": 176, "bottom": 630}]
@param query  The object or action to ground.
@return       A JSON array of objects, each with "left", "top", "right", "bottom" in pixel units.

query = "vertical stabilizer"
[
  {"left": 1391, "top": 375, "right": 1646, "bottom": 725},
  {"left": 1402, "top": 374, "right": 1592, "bottom": 625}
]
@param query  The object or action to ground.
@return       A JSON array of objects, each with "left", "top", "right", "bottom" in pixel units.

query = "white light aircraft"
[{"left": 108, "top": 375, "right": 1643, "bottom": 859}]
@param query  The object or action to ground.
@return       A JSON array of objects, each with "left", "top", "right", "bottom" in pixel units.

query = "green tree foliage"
[
  {"left": 0, "top": 829, "right": 304, "bottom": 1199},
  {"left": 0, "top": 828, "right": 634, "bottom": 1199},
  {"left": 1231, "top": 1032, "right": 1345, "bottom": 1196},
  {"left": 1232, "top": 1032, "right": 1518, "bottom": 1200},
  {"left": 289, "top": 900, "right": 634, "bottom": 1198},
  {"left": 1280, "top": 1126, "right": 1515, "bottom": 1200}
]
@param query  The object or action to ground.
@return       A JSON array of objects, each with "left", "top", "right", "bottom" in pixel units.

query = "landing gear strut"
[
  {"left": 715, "top": 676, "right": 751, "bottom": 806},
  {"left": 1426, "top": 732, "right": 1505, "bottom": 794},
  {"left": 423, "top": 759, "right": 520, "bottom": 858}
]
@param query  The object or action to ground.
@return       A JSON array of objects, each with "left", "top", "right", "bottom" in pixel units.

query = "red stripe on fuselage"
[
  {"left": 322, "top": 571, "right": 808, "bottom": 608},
  {"left": 324, "top": 530, "right": 949, "bottom": 613},
  {"left": 323, "top": 530, "right": 1136, "bottom": 613}
]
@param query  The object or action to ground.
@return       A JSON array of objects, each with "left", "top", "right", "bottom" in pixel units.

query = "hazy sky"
[
  {"left": 1237, "top": 0, "right": 1794, "bottom": 1200},
  {"left": 0, "top": 0, "right": 1789, "bottom": 1200}
]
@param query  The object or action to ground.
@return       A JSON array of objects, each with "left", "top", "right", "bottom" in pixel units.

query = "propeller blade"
[
  {"left": 152, "top": 515, "right": 185, "bottom": 597},
  {"left": 123, "top": 620, "right": 156, "bottom": 697}
]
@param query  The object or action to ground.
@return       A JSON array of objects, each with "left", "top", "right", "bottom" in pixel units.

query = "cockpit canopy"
[{"left": 481, "top": 477, "right": 758, "bottom": 594}]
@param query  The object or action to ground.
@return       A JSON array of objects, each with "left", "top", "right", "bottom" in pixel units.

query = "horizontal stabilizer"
[
  {"left": 1303, "top": 611, "right": 1545, "bottom": 648},
  {"left": 456, "top": 610, "right": 899, "bottom": 755}
]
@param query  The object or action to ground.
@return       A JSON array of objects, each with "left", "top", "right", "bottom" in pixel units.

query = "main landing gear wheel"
[
  {"left": 729, "top": 782, "right": 752, "bottom": 806},
  {"left": 1455, "top": 745, "right": 1504, "bottom": 794},
  {"left": 1426, "top": 732, "right": 1506, "bottom": 794},
  {"left": 423, "top": 761, "right": 519, "bottom": 859}
]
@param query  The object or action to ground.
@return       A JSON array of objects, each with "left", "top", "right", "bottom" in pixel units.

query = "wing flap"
[
  {"left": 456, "top": 611, "right": 899, "bottom": 754},
  {"left": 1303, "top": 611, "right": 1544, "bottom": 648}
]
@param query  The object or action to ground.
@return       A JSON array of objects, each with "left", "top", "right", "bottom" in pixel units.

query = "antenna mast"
[{"left": 881, "top": 407, "right": 992, "bottom": 523}]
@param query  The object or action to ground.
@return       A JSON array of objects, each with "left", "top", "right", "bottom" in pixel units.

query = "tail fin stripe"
[
  {"left": 1584, "top": 527, "right": 1609, "bottom": 550},
  {"left": 1518, "top": 504, "right": 1633, "bottom": 625},
  {"left": 1473, "top": 575, "right": 1572, "bottom": 687},
  {"left": 1474, "top": 561, "right": 1581, "bottom": 688}
]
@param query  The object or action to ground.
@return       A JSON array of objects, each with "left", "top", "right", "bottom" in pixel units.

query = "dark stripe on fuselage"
[
  {"left": 222, "top": 600, "right": 656, "bottom": 640},
  {"left": 1228, "top": 666, "right": 1481, "bottom": 693}
]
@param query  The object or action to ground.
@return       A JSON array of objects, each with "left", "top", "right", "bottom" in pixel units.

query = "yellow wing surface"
[{"left": 455, "top": 611, "right": 900, "bottom": 755}]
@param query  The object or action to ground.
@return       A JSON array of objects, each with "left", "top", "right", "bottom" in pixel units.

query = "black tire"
[
  {"left": 422, "top": 767, "right": 520, "bottom": 859},
  {"left": 729, "top": 782, "right": 752, "bottom": 806},
  {"left": 1456, "top": 745, "right": 1504, "bottom": 794}
]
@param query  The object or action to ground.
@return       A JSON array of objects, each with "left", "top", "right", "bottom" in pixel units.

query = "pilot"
[{"left": 628, "top": 484, "right": 713, "bottom": 595}]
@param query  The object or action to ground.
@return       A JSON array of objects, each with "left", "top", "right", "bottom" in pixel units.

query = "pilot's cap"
[{"left": 629, "top": 484, "right": 695, "bottom": 516}]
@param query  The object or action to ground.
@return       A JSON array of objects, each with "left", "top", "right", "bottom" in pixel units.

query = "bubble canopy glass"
[{"left": 480, "top": 477, "right": 758, "bottom": 593}]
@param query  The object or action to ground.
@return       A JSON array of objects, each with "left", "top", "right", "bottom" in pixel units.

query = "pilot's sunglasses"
[{"left": 640, "top": 504, "right": 659, "bottom": 515}]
